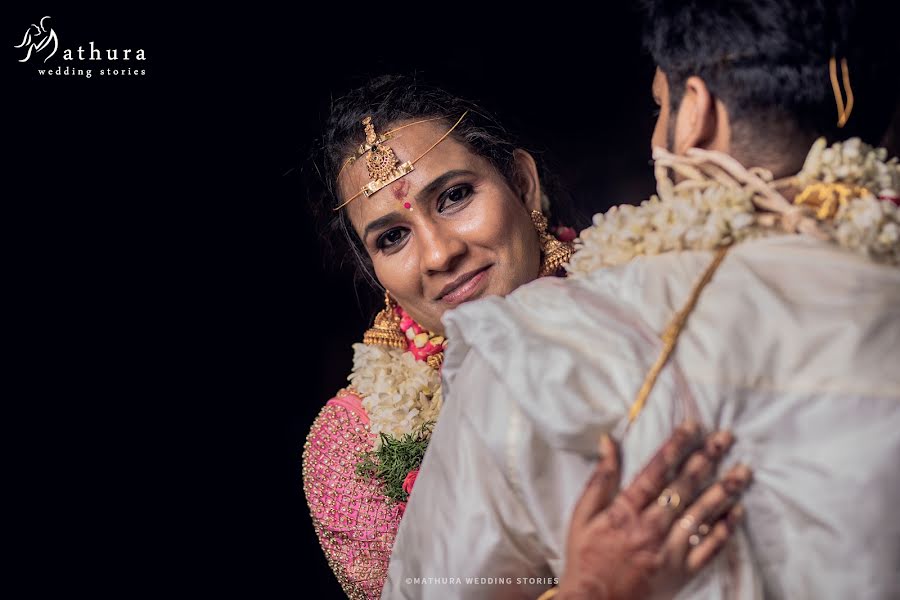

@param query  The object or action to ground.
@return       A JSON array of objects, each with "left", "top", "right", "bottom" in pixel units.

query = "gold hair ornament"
[
  {"left": 334, "top": 111, "right": 470, "bottom": 211},
  {"left": 829, "top": 56, "right": 854, "bottom": 128}
]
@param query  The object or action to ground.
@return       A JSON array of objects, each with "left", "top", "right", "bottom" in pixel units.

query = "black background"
[
  {"left": 21, "top": 4, "right": 897, "bottom": 597},
  {"left": 8, "top": 6, "right": 657, "bottom": 597}
]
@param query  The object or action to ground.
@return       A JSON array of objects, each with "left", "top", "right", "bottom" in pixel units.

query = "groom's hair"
[{"left": 642, "top": 0, "right": 899, "bottom": 157}]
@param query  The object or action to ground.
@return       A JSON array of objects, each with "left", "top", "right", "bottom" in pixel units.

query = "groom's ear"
[
  {"left": 674, "top": 76, "right": 730, "bottom": 155},
  {"left": 511, "top": 149, "right": 543, "bottom": 213}
]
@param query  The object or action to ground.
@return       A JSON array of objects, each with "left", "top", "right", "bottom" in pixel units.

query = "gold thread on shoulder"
[{"left": 628, "top": 245, "right": 730, "bottom": 423}]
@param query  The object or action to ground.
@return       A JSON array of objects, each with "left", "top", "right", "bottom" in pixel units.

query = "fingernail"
[
  {"left": 708, "top": 431, "right": 734, "bottom": 456},
  {"left": 722, "top": 465, "right": 753, "bottom": 494},
  {"left": 599, "top": 433, "right": 614, "bottom": 458},
  {"left": 680, "top": 420, "right": 702, "bottom": 438},
  {"left": 733, "top": 463, "right": 753, "bottom": 482}
]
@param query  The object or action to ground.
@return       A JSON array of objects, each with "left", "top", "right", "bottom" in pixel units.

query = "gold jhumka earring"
[
  {"left": 531, "top": 210, "right": 574, "bottom": 277},
  {"left": 362, "top": 292, "right": 407, "bottom": 349}
]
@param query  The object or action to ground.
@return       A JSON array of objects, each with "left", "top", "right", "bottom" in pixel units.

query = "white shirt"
[{"left": 383, "top": 236, "right": 900, "bottom": 599}]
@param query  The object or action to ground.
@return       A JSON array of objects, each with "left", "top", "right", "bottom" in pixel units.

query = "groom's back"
[
  {"left": 618, "top": 234, "right": 900, "bottom": 598},
  {"left": 385, "top": 233, "right": 900, "bottom": 600}
]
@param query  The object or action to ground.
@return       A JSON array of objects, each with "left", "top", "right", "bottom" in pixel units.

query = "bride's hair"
[{"left": 311, "top": 74, "right": 573, "bottom": 292}]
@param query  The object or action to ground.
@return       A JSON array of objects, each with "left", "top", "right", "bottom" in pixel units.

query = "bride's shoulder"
[{"left": 302, "top": 388, "right": 371, "bottom": 476}]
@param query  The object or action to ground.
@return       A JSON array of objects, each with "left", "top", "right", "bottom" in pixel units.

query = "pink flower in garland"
[
  {"left": 402, "top": 469, "right": 419, "bottom": 496},
  {"left": 397, "top": 308, "right": 446, "bottom": 362},
  {"left": 396, "top": 469, "right": 420, "bottom": 516},
  {"left": 554, "top": 225, "right": 578, "bottom": 243},
  {"left": 399, "top": 312, "right": 420, "bottom": 334},
  {"left": 879, "top": 191, "right": 900, "bottom": 206}
]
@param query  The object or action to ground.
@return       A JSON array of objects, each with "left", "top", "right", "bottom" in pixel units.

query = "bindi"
[{"left": 391, "top": 179, "right": 412, "bottom": 211}]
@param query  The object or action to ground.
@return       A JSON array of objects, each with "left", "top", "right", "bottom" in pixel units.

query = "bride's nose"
[{"left": 418, "top": 222, "right": 466, "bottom": 274}]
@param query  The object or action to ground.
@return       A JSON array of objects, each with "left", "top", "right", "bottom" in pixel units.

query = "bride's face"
[{"left": 340, "top": 120, "right": 543, "bottom": 334}]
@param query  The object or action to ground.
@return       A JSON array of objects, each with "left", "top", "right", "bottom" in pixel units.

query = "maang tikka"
[{"left": 334, "top": 112, "right": 469, "bottom": 212}]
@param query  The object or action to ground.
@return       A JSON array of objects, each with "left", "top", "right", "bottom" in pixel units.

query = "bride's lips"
[{"left": 436, "top": 265, "right": 492, "bottom": 305}]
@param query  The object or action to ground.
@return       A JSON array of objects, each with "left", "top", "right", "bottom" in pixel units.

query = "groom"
[{"left": 383, "top": 1, "right": 900, "bottom": 599}]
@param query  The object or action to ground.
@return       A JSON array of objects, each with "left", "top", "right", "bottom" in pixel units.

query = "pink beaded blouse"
[
  {"left": 302, "top": 390, "right": 402, "bottom": 599},
  {"left": 302, "top": 305, "right": 444, "bottom": 598}
]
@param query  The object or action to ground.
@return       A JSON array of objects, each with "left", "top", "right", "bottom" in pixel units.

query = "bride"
[{"left": 303, "top": 75, "right": 748, "bottom": 599}]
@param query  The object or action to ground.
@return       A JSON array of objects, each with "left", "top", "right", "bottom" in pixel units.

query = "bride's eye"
[
  {"left": 437, "top": 184, "right": 474, "bottom": 213},
  {"left": 377, "top": 227, "right": 408, "bottom": 250}
]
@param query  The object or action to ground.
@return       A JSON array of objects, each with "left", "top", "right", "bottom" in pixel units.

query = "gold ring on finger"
[
  {"left": 688, "top": 522, "right": 712, "bottom": 546},
  {"left": 657, "top": 488, "right": 681, "bottom": 511}
]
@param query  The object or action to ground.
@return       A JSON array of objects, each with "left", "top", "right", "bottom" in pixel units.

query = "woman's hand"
[{"left": 557, "top": 421, "right": 751, "bottom": 600}]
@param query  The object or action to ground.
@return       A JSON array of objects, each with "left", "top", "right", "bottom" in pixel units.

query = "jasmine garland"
[{"left": 567, "top": 138, "right": 900, "bottom": 275}]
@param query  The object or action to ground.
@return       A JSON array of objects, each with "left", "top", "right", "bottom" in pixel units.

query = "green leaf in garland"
[{"left": 356, "top": 421, "right": 434, "bottom": 503}]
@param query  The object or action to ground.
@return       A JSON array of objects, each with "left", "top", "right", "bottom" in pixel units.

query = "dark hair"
[
  {"left": 641, "top": 0, "right": 900, "bottom": 158},
  {"left": 311, "top": 74, "right": 572, "bottom": 291}
]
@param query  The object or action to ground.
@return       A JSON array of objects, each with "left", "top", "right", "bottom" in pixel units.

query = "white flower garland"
[
  {"left": 796, "top": 137, "right": 899, "bottom": 193},
  {"left": 567, "top": 138, "right": 900, "bottom": 275},
  {"left": 347, "top": 343, "right": 443, "bottom": 449}
]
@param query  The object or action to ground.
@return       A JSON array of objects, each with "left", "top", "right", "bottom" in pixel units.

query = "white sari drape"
[{"left": 383, "top": 236, "right": 900, "bottom": 599}]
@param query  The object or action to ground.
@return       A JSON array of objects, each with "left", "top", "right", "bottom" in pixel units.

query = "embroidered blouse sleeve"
[{"left": 302, "top": 391, "right": 404, "bottom": 600}]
